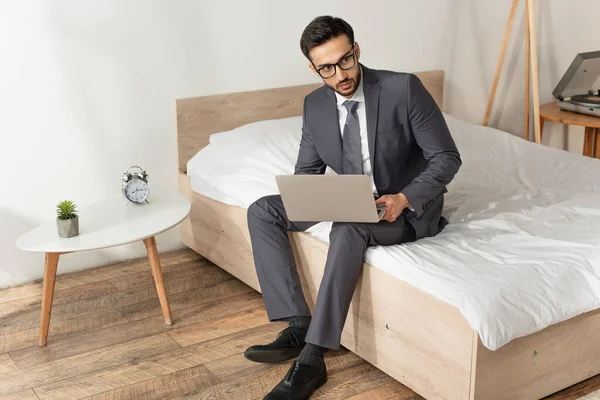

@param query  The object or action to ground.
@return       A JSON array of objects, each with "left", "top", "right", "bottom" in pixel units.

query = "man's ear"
[{"left": 355, "top": 42, "right": 361, "bottom": 61}]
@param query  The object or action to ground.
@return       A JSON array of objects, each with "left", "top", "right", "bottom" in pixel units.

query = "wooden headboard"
[{"left": 175, "top": 70, "right": 445, "bottom": 173}]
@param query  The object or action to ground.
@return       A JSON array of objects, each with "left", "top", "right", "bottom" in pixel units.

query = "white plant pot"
[{"left": 57, "top": 216, "right": 79, "bottom": 238}]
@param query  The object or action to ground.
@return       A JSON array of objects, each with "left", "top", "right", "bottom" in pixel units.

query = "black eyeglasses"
[{"left": 314, "top": 45, "right": 357, "bottom": 79}]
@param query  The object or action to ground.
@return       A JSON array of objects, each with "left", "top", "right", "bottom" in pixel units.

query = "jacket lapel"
[{"left": 362, "top": 65, "right": 381, "bottom": 177}]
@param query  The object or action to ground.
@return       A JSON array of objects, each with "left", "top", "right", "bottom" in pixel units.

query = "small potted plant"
[{"left": 56, "top": 200, "right": 79, "bottom": 238}]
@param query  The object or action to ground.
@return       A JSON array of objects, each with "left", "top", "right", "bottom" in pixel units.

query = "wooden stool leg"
[
  {"left": 143, "top": 236, "right": 173, "bottom": 325},
  {"left": 584, "top": 127, "right": 596, "bottom": 158},
  {"left": 594, "top": 128, "right": 600, "bottom": 159},
  {"left": 39, "top": 252, "right": 60, "bottom": 346}
]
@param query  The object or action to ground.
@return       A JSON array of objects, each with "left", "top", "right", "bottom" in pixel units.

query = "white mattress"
[{"left": 187, "top": 113, "right": 600, "bottom": 351}]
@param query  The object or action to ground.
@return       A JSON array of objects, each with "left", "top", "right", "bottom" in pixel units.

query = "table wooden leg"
[
  {"left": 539, "top": 117, "right": 545, "bottom": 142},
  {"left": 143, "top": 236, "right": 173, "bottom": 325},
  {"left": 584, "top": 127, "right": 598, "bottom": 158},
  {"left": 39, "top": 252, "right": 60, "bottom": 346}
]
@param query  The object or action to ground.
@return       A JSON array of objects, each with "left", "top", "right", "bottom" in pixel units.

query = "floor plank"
[
  {"left": 9, "top": 292, "right": 264, "bottom": 369},
  {"left": 0, "top": 352, "right": 18, "bottom": 373},
  {"left": 106, "top": 258, "right": 213, "bottom": 291},
  {"left": 170, "top": 361, "right": 290, "bottom": 400},
  {"left": 201, "top": 351, "right": 280, "bottom": 384},
  {"left": 116, "top": 276, "right": 250, "bottom": 322},
  {"left": 0, "top": 334, "right": 179, "bottom": 396},
  {"left": 85, "top": 365, "right": 219, "bottom": 400},
  {"left": 0, "top": 390, "right": 40, "bottom": 400},
  {"left": 313, "top": 363, "right": 394, "bottom": 399},
  {"left": 34, "top": 355, "right": 220, "bottom": 400},
  {"left": 0, "top": 249, "right": 199, "bottom": 304},
  {"left": 0, "top": 280, "right": 118, "bottom": 319},
  {"left": 167, "top": 307, "right": 268, "bottom": 347},
  {"left": 0, "top": 309, "right": 128, "bottom": 354}
]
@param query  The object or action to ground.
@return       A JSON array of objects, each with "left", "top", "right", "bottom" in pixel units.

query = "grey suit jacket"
[{"left": 294, "top": 64, "right": 462, "bottom": 239}]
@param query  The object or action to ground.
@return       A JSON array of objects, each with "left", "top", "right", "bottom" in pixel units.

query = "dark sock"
[
  {"left": 288, "top": 316, "right": 311, "bottom": 330},
  {"left": 297, "top": 343, "right": 328, "bottom": 367}
]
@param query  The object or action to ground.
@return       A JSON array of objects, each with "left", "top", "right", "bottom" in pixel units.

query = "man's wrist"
[{"left": 398, "top": 192, "right": 414, "bottom": 211}]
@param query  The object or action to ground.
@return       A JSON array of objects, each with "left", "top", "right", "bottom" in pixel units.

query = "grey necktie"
[{"left": 342, "top": 100, "right": 363, "bottom": 175}]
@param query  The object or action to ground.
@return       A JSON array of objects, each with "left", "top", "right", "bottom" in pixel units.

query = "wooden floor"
[{"left": 0, "top": 248, "right": 599, "bottom": 400}]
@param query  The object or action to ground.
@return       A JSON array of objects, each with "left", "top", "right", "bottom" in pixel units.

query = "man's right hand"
[{"left": 375, "top": 193, "right": 409, "bottom": 222}]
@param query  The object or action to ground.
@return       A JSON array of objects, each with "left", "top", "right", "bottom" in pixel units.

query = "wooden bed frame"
[{"left": 175, "top": 71, "right": 600, "bottom": 400}]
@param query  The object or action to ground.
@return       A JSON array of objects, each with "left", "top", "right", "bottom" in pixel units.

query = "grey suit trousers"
[{"left": 247, "top": 194, "right": 416, "bottom": 350}]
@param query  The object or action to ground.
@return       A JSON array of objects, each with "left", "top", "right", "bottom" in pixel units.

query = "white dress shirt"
[{"left": 334, "top": 68, "right": 378, "bottom": 195}]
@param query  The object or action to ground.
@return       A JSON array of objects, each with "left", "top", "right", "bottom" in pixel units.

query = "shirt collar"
[{"left": 334, "top": 66, "right": 365, "bottom": 106}]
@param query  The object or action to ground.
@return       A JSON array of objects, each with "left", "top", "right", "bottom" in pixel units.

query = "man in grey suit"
[{"left": 245, "top": 16, "right": 461, "bottom": 400}]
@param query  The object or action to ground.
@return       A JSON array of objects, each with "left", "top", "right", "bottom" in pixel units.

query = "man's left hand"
[{"left": 375, "top": 193, "right": 410, "bottom": 222}]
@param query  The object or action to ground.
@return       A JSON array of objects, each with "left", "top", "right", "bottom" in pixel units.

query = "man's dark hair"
[{"left": 300, "top": 16, "right": 354, "bottom": 60}]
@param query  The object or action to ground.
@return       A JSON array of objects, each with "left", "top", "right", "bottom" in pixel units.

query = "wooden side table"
[
  {"left": 16, "top": 193, "right": 191, "bottom": 346},
  {"left": 539, "top": 102, "right": 600, "bottom": 158}
]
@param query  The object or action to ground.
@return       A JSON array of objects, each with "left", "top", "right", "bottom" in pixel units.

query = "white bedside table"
[{"left": 16, "top": 193, "right": 191, "bottom": 346}]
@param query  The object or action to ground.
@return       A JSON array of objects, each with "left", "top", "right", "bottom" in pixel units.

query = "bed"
[{"left": 175, "top": 70, "right": 600, "bottom": 400}]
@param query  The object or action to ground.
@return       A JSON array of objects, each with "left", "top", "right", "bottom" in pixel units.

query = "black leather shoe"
[
  {"left": 244, "top": 327, "right": 306, "bottom": 364},
  {"left": 264, "top": 360, "right": 327, "bottom": 400}
]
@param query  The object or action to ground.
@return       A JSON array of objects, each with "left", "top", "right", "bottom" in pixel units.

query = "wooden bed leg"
[{"left": 469, "top": 331, "right": 479, "bottom": 400}]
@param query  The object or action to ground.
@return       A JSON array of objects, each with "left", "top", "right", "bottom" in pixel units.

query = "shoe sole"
[{"left": 244, "top": 347, "right": 304, "bottom": 364}]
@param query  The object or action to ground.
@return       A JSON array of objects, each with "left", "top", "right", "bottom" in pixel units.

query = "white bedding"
[{"left": 187, "top": 113, "right": 600, "bottom": 351}]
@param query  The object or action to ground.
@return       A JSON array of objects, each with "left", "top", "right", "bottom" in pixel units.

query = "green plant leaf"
[{"left": 56, "top": 199, "right": 78, "bottom": 220}]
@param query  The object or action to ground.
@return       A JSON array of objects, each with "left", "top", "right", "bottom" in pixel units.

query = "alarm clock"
[{"left": 121, "top": 166, "right": 149, "bottom": 204}]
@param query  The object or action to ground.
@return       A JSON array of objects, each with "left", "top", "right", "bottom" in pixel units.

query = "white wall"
[{"left": 1, "top": 0, "right": 599, "bottom": 288}]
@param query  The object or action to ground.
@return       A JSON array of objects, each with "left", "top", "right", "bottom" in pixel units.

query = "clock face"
[{"left": 125, "top": 179, "right": 149, "bottom": 203}]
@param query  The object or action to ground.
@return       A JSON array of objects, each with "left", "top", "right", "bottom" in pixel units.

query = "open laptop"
[{"left": 275, "top": 175, "right": 386, "bottom": 223}]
